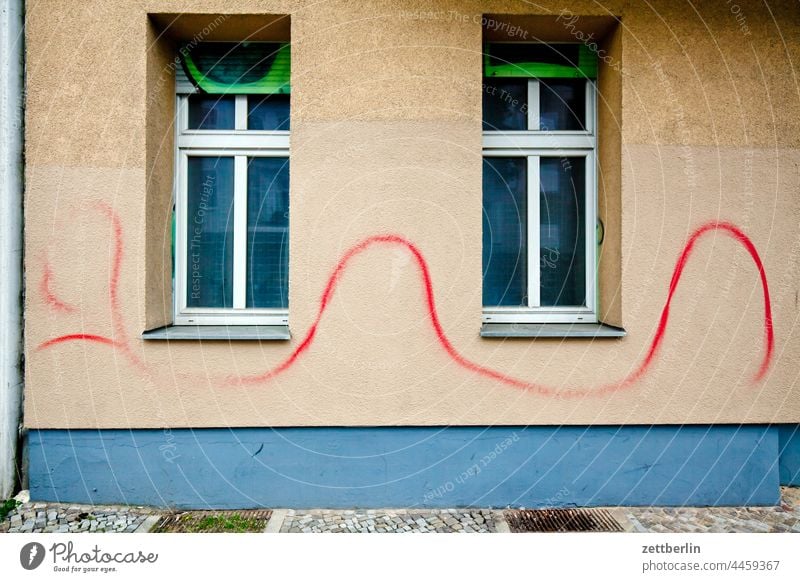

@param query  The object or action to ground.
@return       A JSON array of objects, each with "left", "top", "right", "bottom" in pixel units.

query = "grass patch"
[
  {"left": 0, "top": 499, "right": 20, "bottom": 521},
  {"left": 153, "top": 511, "right": 270, "bottom": 533},
  {"left": 187, "top": 514, "right": 262, "bottom": 533}
]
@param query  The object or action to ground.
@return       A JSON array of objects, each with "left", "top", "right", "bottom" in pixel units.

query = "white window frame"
[
  {"left": 482, "top": 78, "right": 597, "bottom": 324},
  {"left": 174, "top": 95, "right": 290, "bottom": 326}
]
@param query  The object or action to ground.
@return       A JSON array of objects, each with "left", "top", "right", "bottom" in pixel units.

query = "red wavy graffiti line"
[
  {"left": 40, "top": 258, "right": 77, "bottom": 313},
  {"left": 37, "top": 207, "right": 774, "bottom": 397},
  {"left": 38, "top": 334, "right": 118, "bottom": 350},
  {"left": 37, "top": 202, "right": 146, "bottom": 372}
]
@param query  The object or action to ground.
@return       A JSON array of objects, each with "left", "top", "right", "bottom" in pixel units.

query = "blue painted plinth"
[
  {"left": 28, "top": 425, "right": 780, "bottom": 509},
  {"left": 778, "top": 425, "right": 800, "bottom": 486}
]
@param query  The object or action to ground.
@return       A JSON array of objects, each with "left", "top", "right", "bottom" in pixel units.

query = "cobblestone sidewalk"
[
  {"left": 624, "top": 487, "right": 800, "bottom": 533},
  {"left": 1, "top": 498, "right": 159, "bottom": 534},
  {"left": 2, "top": 487, "right": 798, "bottom": 534},
  {"left": 278, "top": 509, "right": 500, "bottom": 533}
]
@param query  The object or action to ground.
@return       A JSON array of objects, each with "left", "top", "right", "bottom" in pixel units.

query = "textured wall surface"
[{"left": 23, "top": 1, "right": 800, "bottom": 428}]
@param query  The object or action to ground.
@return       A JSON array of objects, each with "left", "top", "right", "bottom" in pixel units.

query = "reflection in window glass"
[
  {"left": 247, "top": 157, "right": 289, "bottom": 308},
  {"left": 483, "top": 79, "right": 527, "bottom": 131},
  {"left": 483, "top": 158, "right": 527, "bottom": 307},
  {"left": 187, "top": 95, "right": 235, "bottom": 130},
  {"left": 186, "top": 157, "right": 235, "bottom": 308},
  {"left": 539, "top": 157, "right": 585, "bottom": 306},
  {"left": 248, "top": 94, "right": 290, "bottom": 130},
  {"left": 539, "top": 80, "right": 586, "bottom": 131}
]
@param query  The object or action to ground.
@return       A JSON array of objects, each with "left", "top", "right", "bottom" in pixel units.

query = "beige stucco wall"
[{"left": 24, "top": 0, "right": 800, "bottom": 428}]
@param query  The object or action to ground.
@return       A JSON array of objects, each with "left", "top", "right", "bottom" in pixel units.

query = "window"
[
  {"left": 482, "top": 43, "right": 597, "bottom": 324},
  {"left": 174, "top": 42, "right": 290, "bottom": 326}
]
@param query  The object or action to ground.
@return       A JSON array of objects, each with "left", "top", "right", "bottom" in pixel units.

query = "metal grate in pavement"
[
  {"left": 505, "top": 508, "right": 623, "bottom": 532},
  {"left": 152, "top": 510, "right": 272, "bottom": 533}
]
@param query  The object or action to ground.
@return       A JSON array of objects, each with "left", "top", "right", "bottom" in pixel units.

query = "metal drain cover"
[
  {"left": 505, "top": 508, "right": 623, "bottom": 532},
  {"left": 153, "top": 510, "right": 272, "bottom": 533}
]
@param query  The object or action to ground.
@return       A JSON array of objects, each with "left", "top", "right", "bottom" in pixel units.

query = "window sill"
[
  {"left": 480, "top": 322, "right": 626, "bottom": 339},
  {"left": 141, "top": 325, "right": 291, "bottom": 341}
]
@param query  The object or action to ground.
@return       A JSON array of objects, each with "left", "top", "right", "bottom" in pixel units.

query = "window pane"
[
  {"left": 483, "top": 79, "right": 527, "bottom": 131},
  {"left": 539, "top": 79, "right": 586, "bottom": 131},
  {"left": 186, "top": 157, "right": 235, "bottom": 308},
  {"left": 248, "top": 94, "right": 290, "bottom": 130},
  {"left": 483, "top": 157, "right": 527, "bottom": 307},
  {"left": 539, "top": 157, "right": 586, "bottom": 306},
  {"left": 247, "top": 157, "right": 289, "bottom": 308},
  {"left": 187, "top": 95, "right": 235, "bottom": 130}
]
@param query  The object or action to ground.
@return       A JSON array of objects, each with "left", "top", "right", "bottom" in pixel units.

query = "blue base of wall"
[
  {"left": 779, "top": 425, "right": 800, "bottom": 486},
  {"left": 27, "top": 425, "right": 791, "bottom": 509}
]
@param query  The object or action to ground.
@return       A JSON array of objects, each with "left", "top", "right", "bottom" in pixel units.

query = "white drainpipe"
[{"left": 0, "top": 0, "right": 24, "bottom": 499}]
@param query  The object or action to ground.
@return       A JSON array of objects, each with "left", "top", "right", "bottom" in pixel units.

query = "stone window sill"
[
  {"left": 480, "top": 322, "right": 626, "bottom": 339},
  {"left": 141, "top": 325, "right": 291, "bottom": 341}
]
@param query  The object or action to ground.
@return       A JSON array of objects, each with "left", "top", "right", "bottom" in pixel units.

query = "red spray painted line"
[
  {"left": 96, "top": 201, "right": 148, "bottom": 371},
  {"left": 615, "top": 221, "right": 774, "bottom": 389},
  {"left": 36, "top": 203, "right": 147, "bottom": 372},
  {"left": 38, "top": 334, "right": 119, "bottom": 350},
  {"left": 232, "top": 222, "right": 774, "bottom": 395},
  {"left": 37, "top": 211, "right": 774, "bottom": 396},
  {"left": 95, "top": 202, "right": 127, "bottom": 344},
  {"left": 40, "top": 259, "right": 77, "bottom": 313}
]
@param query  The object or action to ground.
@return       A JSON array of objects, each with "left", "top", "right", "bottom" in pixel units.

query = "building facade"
[{"left": 19, "top": 0, "right": 800, "bottom": 507}]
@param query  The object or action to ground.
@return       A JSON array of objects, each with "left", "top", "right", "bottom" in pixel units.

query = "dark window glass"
[
  {"left": 483, "top": 79, "right": 527, "bottom": 131},
  {"left": 247, "top": 157, "right": 289, "bottom": 308},
  {"left": 539, "top": 79, "right": 586, "bottom": 131},
  {"left": 483, "top": 157, "right": 527, "bottom": 307},
  {"left": 187, "top": 95, "right": 235, "bottom": 130},
  {"left": 248, "top": 94, "right": 290, "bottom": 130},
  {"left": 539, "top": 157, "right": 585, "bottom": 307},
  {"left": 186, "top": 157, "right": 235, "bottom": 308}
]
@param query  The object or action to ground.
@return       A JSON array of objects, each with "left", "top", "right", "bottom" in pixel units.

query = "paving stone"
[
  {"left": 3, "top": 487, "right": 798, "bottom": 534},
  {"left": 625, "top": 487, "right": 800, "bottom": 533},
  {"left": 1, "top": 502, "right": 160, "bottom": 535},
  {"left": 276, "top": 508, "right": 506, "bottom": 533}
]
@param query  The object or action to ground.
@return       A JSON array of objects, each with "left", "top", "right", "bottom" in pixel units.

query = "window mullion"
[
  {"left": 176, "top": 153, "right": 188, "bottom": 313},
  {"left": 528, "top": 155, "right": 540, "bottom": 308},
  {"left": 585, "top": 80, "right": 595, "bottom": 134},
  {"left": 527, "top": 79, "right": 540, "bottom": 130},
  {"left": 179, "top": 96, "right": 188, "bottom": 132},
  {"left": 235, "top": 95, "right": 248, "bottom": 130},
  {"left": 586, "top": 150, "right": 597, "bottom": 313},
  {"left": 233, "top": 155, "right": 248, "bottom": 309}
]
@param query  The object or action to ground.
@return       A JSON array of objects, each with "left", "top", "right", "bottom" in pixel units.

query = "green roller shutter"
[
  {"left": 484, "top": 43, "right": 597, "bottom": 79},
  {"left": 180, "top": 42, "right": 291, "bottom": 94}
]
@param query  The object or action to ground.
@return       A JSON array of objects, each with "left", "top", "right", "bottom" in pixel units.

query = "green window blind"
[
  {"left": 180, "top": 42, "right": 290, "bottom": 94},
  {"left": 484, "top": 43, "right": 597, "bottom": 79}
]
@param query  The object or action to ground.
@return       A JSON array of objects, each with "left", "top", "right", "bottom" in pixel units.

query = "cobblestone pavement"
[
  {"left": 279, "top": 509, "right": 499, "bottom": 533},
  {"left": 624, "top": 487, "right": 800, "bottom": 533},
  {"left": 2, "top": 488, "right": 798, "bottom": 533},
  {"left": 0, "top": 501, "right": 158, "bottom": 534}
]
